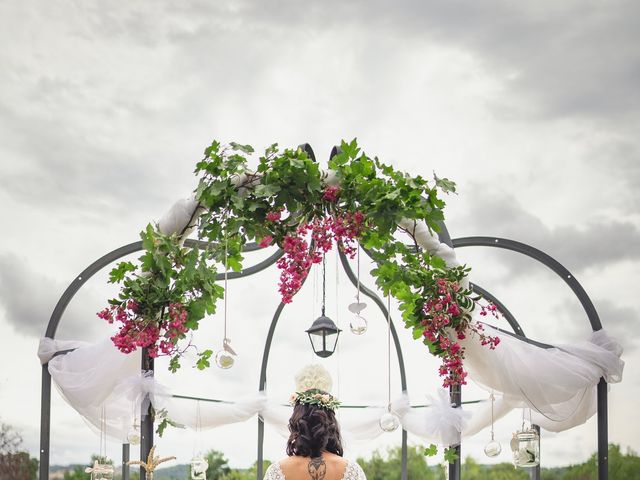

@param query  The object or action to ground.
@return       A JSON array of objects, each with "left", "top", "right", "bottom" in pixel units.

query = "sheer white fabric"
[
  {"left": 43, "top": 338, "right": 141, "bottom": 441},
  {"left": 461, "top": 322, "right": 624, "bottom": 435},
  {"left": 263, "top": 460, "right": 366, "bottom": 480}
]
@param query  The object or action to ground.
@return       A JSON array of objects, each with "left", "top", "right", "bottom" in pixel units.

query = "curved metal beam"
[{"left": 452, "top": 236, "right": 602, "bottom": 331}]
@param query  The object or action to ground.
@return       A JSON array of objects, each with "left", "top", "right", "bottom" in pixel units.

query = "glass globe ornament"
[
  {"left": 126, "top": 422, "right": 141, "bottom": 445},
  {"left": 215, "top": 349, "right": 234, "bottom": 369},
  {"left": 379, "top": 411, "right": 400, "bottom": 432},
  {"left": 190, "top": 456, "right": 209, "bottom": 480},
  {"left": 484, "top": 440, "right": 502, "bottom": 457},
  {"left": 215, "top": 338, "right": 237, "bottom": 369},
  {"left": 349, "top": 314, "right": 368, "bottom": 335}
]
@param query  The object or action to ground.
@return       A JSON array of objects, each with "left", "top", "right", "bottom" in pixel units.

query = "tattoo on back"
[{"left": 308, "top": 457, "right": 327, "bottom": 480}]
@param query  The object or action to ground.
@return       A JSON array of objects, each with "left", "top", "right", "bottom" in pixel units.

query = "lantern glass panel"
[{"left": 308, "top": 331, "right": 325, "bottom": 353}]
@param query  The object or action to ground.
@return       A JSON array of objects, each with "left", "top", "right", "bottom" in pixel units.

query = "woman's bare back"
[{"left": 264, "top": 452, "right": 366, "bottom": 480}]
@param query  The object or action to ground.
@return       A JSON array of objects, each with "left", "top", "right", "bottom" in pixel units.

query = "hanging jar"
[
  {"left": 86, "top": 461, "right": 114, "bottom": 480},
  {"left": 190, "top": 456, "right": 209, "bottom": 480},
  {"left": 510, "top": 427, "right": 540, "bottom": 467}
]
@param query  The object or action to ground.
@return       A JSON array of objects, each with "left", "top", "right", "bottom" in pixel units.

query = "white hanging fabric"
[
  {"left": 460, "top": 322, "right": 624, "bottom": 435},
  {"left": 42, "top": 338, "right": 141, "bottom": 441}
]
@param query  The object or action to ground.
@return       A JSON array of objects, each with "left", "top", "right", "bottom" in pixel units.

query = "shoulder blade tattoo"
[{"left": 308, "top": 457, "right": 327, "bottom": 480}]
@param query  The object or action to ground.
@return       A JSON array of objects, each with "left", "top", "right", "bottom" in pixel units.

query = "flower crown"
[
  {"left": 290, "top": 389, "right": 341, "bottom": 411},
  {"left": 290, "top": 364, "right": 340, "bottom": 411}
]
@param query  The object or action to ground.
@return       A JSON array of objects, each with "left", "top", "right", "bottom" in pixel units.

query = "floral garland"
[{"left": 100, "top": 139, "right": 499, "bottom": 385}]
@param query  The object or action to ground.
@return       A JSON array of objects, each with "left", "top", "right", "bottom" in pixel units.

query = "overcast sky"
[{"left": 0, "top": 0, "right": 638, "bottom": 473}]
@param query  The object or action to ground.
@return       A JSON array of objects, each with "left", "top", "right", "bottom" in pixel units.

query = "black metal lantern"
[
  {"left": 306, "top": 314, "right": 341, "bottom": 358},
  {"left": 306, "top": 255, "right": 341, "bottom": 358}
]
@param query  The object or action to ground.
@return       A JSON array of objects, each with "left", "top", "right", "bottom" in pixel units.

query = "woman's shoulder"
[
  {"left": 263, "top": 461, "right": 284, "bottom": 479},
  {"left": 343, "top": 458, "right": 367, "bottom": 479}
]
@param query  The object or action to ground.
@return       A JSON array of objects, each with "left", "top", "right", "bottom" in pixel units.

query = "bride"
[{"left": 263, "top": 365, "right": 366, "bottom": 480}]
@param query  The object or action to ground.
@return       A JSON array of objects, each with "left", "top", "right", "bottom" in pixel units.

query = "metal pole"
[
  {"left": 448, "top": 384, "right": 461, "bottom": 480},
  {"left": 122, "top": 444, "right": 130, "bottom": 480},
  {"left": 597, "top": 378, "right": 608, "bottom": 480},
  {"left": 38, "top": 365, "right": 51, "bottom": 480},
  {"left": 529, "top": 425, "right": 540, "bottom": 480},
  {"left": 140, "top": 349, "right": 154, "bottom": 480}
]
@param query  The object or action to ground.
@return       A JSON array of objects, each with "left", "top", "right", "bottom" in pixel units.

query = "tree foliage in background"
[{"left": 0, "top": 421, "right": 37, "bottom": 480}]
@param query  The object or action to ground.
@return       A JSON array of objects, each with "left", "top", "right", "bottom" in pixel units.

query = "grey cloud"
[
  {"left": 0, "top": 254, "right": 99, "bottom": 338},
  {"left": 453, "top": 189, "right": 640, "bottom": 274}
]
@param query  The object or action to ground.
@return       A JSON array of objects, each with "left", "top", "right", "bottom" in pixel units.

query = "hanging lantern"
[
  {"left": 85, "top": 461, "right": 114, "bottom": 480},
  {"left": 306, "top": 315, "right": 341, "bottom": 358},
  {"left": 307, "top": 255, "right": 341, "bottom": 357},
  {"left": 511, "top": 427, "right": 540, "bottom": 467},
  {"left": 190, "top": 456, "right": 209, "bottom": 480}
]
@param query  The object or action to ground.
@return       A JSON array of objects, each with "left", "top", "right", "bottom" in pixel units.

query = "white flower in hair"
[{"left": 295, "top": 364, "right": 333, "bottom": 393}]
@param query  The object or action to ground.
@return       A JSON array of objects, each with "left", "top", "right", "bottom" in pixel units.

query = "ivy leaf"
[
  {"left": 423, "top": 444, "right": 438, "bottom": 457},
  {"left": 444, "top": 447, "right": 459, "bottom": 463},
  {"left": 108, "top": 261, "right": 136, "bottom": 284},
  {"left": 229, "top": 142, "right": 254, "bottom": 154},
  {"left": 254, "top": 184, "right": 281, "bottom": 198},
  {"left": 433, "top": 173, "right": 457, "bottom": 195},
  {"left": 169, "top": 355, "right": 181, "bottom": 373},
  {"left": 197, "top": 350, "right": 213, "bottom": 370}
]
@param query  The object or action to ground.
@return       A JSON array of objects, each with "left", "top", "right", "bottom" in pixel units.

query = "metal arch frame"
[
  {"left": 39, "top": 239, "right": 283, "bottom": 480},
  {"left": 451, "top": 236, "right": 608, "bottom": 480},
  {"left": 38, "top": 146, "right": 608, "bottom": 480}
]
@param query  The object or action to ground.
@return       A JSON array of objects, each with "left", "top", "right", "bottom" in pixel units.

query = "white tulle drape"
[{"left": 40, "top": 185, "right": 625, "bottom": 445}]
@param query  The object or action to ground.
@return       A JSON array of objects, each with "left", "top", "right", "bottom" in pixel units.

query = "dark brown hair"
[{"left": 286, "top": 401, "right": 344, "bottom": 458}]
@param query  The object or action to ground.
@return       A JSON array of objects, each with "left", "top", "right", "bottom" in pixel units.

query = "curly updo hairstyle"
[{"left": 286, "top": 400, "right": 344, "bottom": 458}]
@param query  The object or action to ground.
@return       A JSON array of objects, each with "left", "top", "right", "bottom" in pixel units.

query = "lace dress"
[{"left": 263, "top": 459, "right": 366, "bottom": 480}]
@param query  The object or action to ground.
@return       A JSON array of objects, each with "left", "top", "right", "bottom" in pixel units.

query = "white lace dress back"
[{"left": 263, "top": 459, "right": 366, "bottom": 480}]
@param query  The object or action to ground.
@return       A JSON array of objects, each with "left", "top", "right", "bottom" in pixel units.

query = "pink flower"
[
  {"left": 259, "top": 235, "right": 274, "bottom": 248},
  {"left": 322, "top": 186, "right": 340, "bottom": 202},
  {"left": 266, "top": 209, "right": 282, "bottom": 222}
]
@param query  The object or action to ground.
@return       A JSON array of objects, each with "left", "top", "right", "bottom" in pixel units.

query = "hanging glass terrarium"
[
  {"left": 85, "top": 461, "right": 114, "bottom": 480},
  {"left": 510, "top": 427, "right": 540, "bottom": 467},
  {"left": 190, "top": 456, "right": 209, "bottom": 480},
  {"left": 127, "top": 420, "right": 141, "bottom": 445}
]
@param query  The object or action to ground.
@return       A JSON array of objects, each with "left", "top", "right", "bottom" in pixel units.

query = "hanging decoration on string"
[
  {"left": 483, "top": 391, "right": 501, "bottom": 457},
  {"left": 126, "top": 399, "right": 141, "bottom": 446},
  {"left": 215, "top": 236, "right": 237, "bottom": 369},
  {"left": 510, "top": 409, "right": 540, "bottom": 468},
  {"left": 86, "top": 405, "right": 114, "bottom": 480},
  {"left": 190, "top": 401, "right": 209, "bottom": 480},
  {"left": 379, "top": 294, "right": 400, "bottom": 433},
  {"left": 348, "top": 247, "right": 368, "bottom": 335}
]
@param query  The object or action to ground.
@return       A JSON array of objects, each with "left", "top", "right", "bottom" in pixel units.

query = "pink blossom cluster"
[
  {"left": 98, "top": 301, "right": 189, "bottom": 358},
  {"left": 421, "top": 278, "right": 500, "bottom": 387},
  {"left": 274, "top": 209, "right": 365, "bottom": 303}
]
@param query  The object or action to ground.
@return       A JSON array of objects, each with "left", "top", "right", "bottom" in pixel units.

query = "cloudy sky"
[{"left": 1, "top": 0, "right": 639, "bottom": 473}]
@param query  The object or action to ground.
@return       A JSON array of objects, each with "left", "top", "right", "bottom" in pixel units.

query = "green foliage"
[
  {"left": 62, "top": 465, "right": 87, "bottom": 480},
  {"left": 357, "top": 446, "right": 443, "bottom": 480},
  {"left": 106, "top": 138, "right": 467, "bottom": 373},
  {"left": 460, "top": 456, "right": 528, "bottom": 480},
  {"left": 201, "top": 449, "right": 231, "bottom": 480}
]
